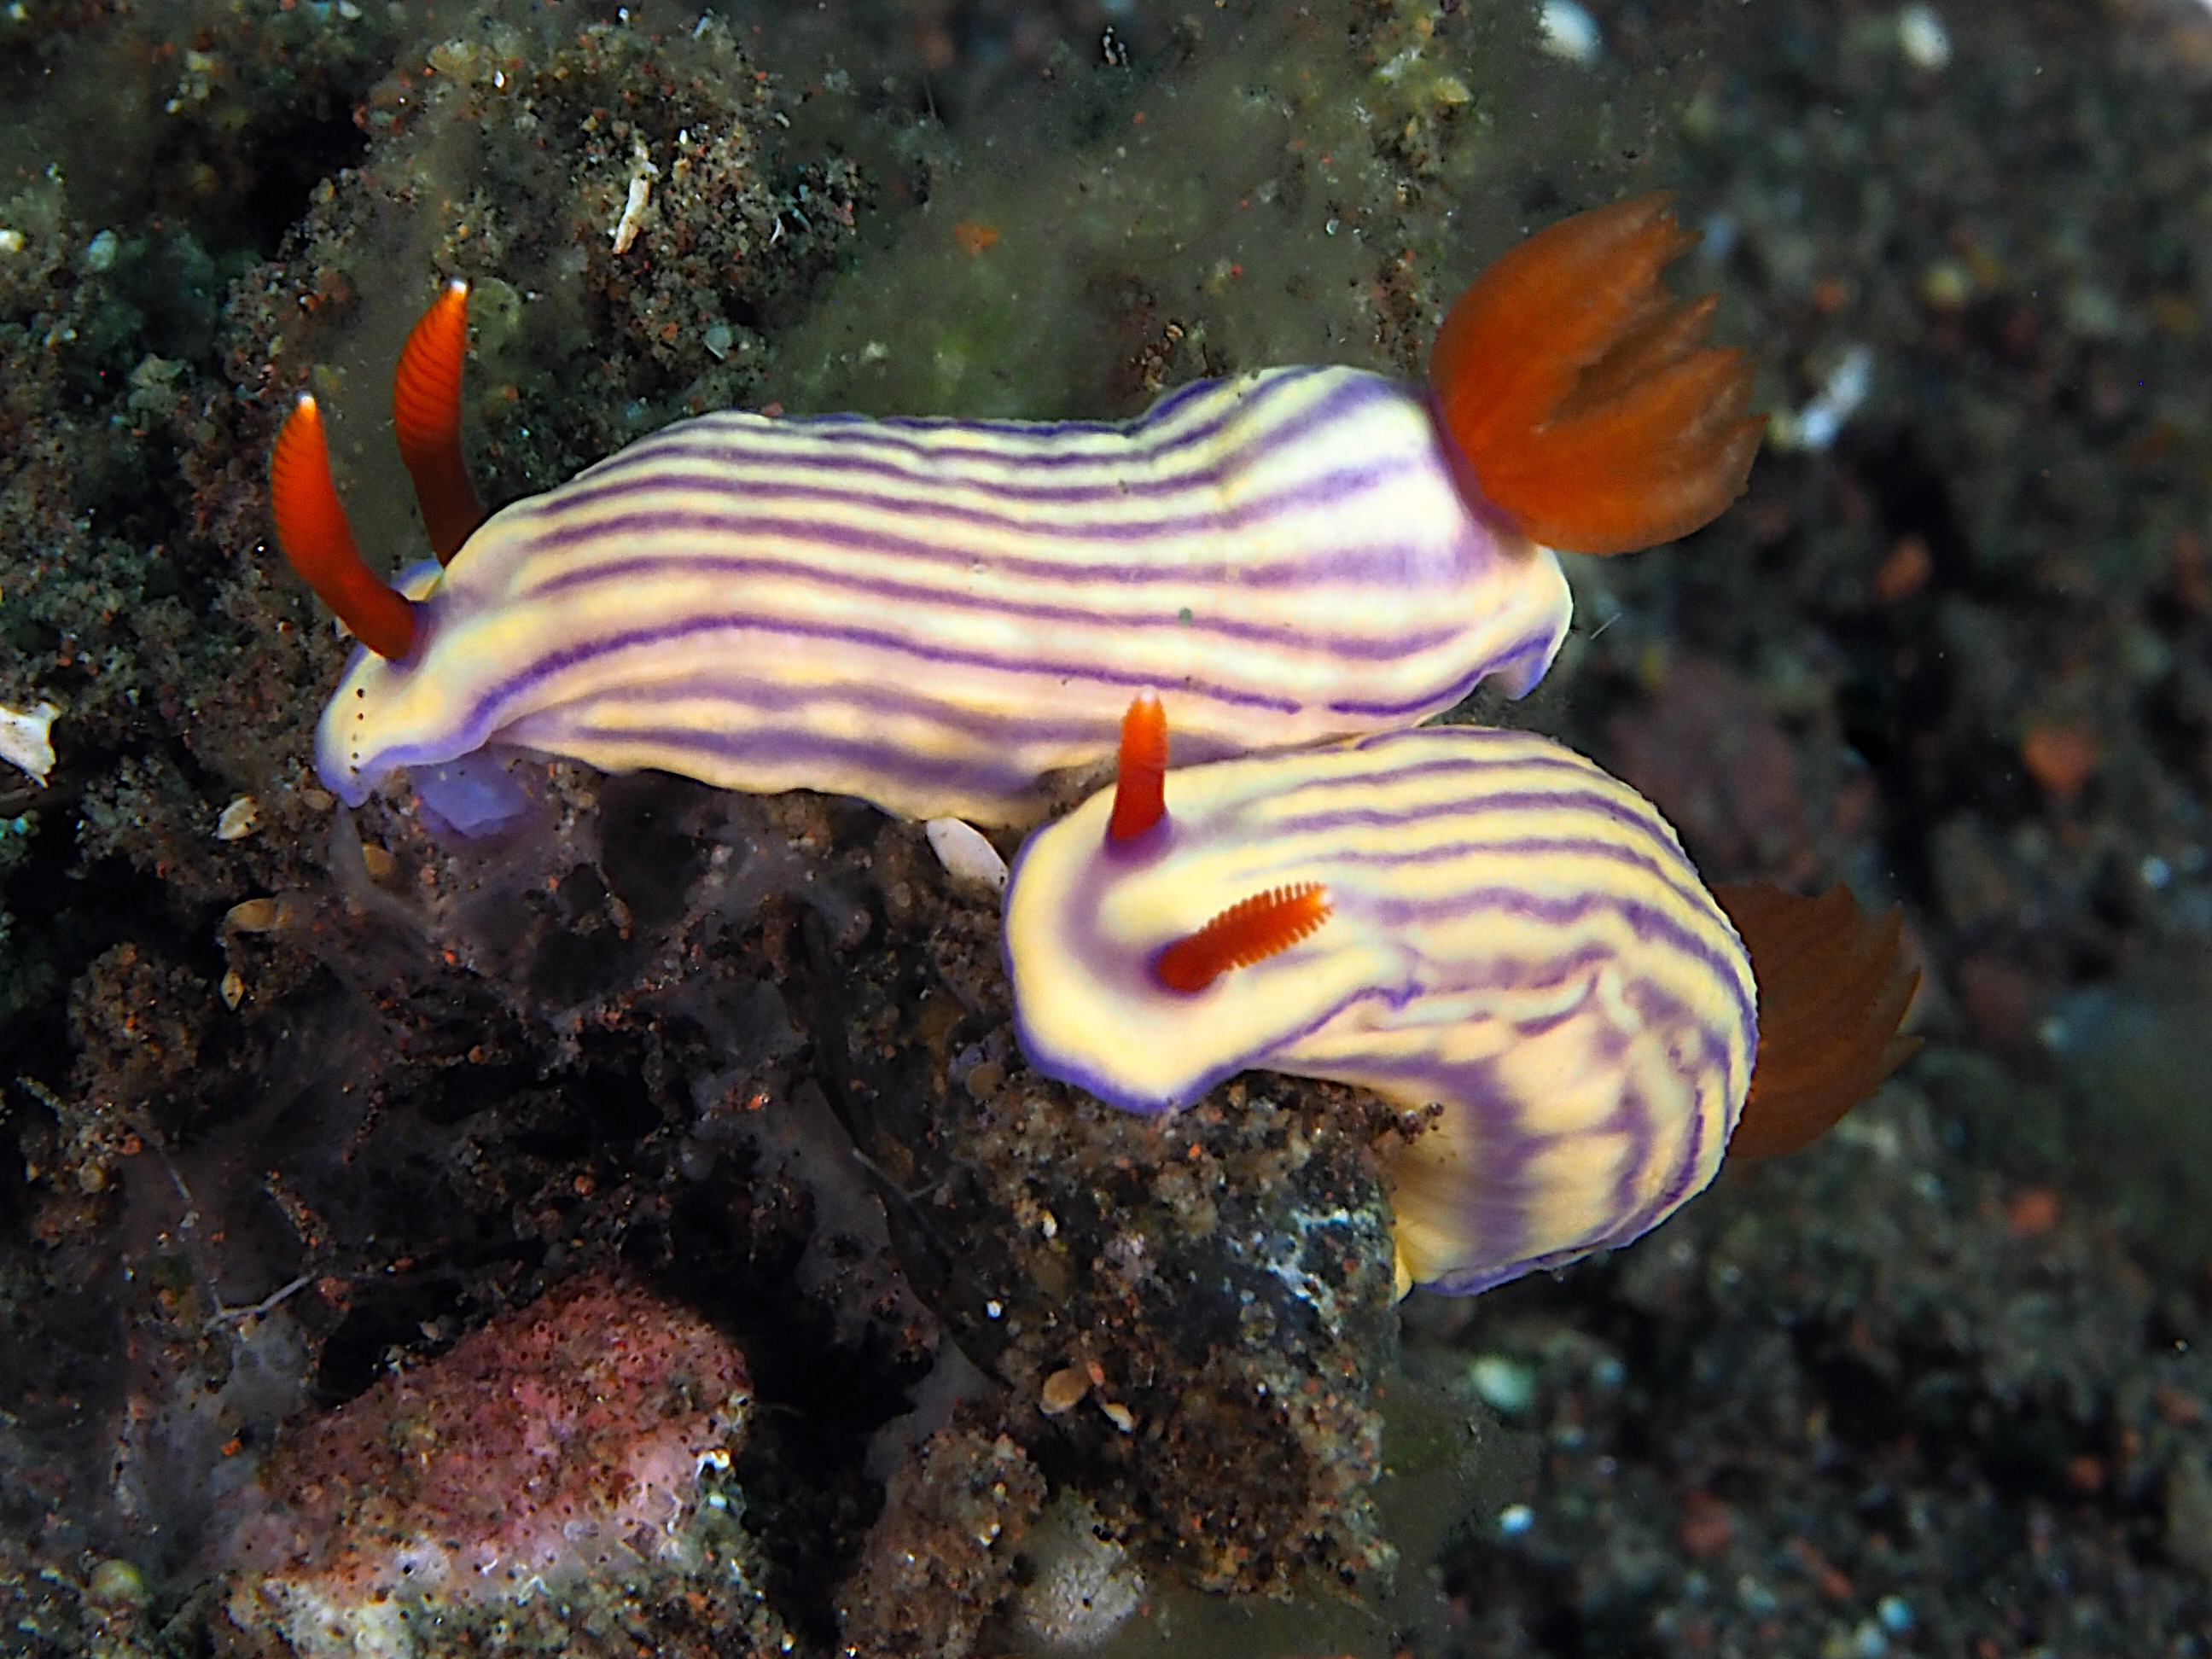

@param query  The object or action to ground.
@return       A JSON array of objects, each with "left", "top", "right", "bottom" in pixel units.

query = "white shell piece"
[
  {"left": 0, "top": 701, "right": 60, "bottom": 785},
  {"left": 216, "top": 795, "right": 261, "bottom": 841},
  {"left": 925, "top": 817, "right": 1009, "bottom": 894}
]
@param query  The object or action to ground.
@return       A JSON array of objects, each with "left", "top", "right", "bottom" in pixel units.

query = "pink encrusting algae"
[{"left": 221, "top": 1274, "right": 762, "bottom": 1656}]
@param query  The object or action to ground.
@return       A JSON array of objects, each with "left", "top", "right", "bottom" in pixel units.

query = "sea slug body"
[
  {"left": 317, "top": 367, "right": 1572, "bottom": 824},
  {"left": 1003, "top": 721, "right": 1757, "bottom": 1295},
  {"left": 268, "top": 195, "right": 1761, "bottom": 830},
  {"left": 1003, "top": 706, "right": 1918, "bottom": 1298}
]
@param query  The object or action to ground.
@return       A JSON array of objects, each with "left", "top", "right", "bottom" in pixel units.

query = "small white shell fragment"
[
  {"left": 1098, "top": 1399, "right": 1136, "bottom": 1434},
  {"left": 924, "top": 817, "right": 1009, "bottom": 894},
  {"left": 224, "top": 897, "right": 288, "bottom": 934},
  {"left": 215, "top": 795, "right": 260, "bottom": 841},
  {"left": 219, "top": 969, "right": 245, "bottom": 1010},
  {"left": 610, "top": 141, "right": 659, "bottom": 254},
  {"left": 1770, "top": 344, "right": 1873, "bottom": 452},
  {"left": 0, "top": 701, "right": 60, "bottom": 785},
  {"left": 1896, "top": 4, "right": 1951, "bottom": 71},
  {"left": 1538, "top": 0, "right": 1602, "bottom": 64}
]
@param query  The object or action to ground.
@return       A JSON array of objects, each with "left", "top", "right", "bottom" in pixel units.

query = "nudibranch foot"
[
  {"left": 408, "top": 746, "right": 540, "bottom": 842},
  {"left": 1429, "top": 192, "right": 1763, "bottom": 556},
  {"left": 1712, "top": 881, "right": 1921, "bottom": 1159}
]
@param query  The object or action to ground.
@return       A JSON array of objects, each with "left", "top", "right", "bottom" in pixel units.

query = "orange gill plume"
[
  {"left": 1714, "top": 882, "right": 1921, "bottom": 1159},
  {"left": 1154, "top": 883, "right": 1333, "bottom": 994},
  {"left": 1429, "top": 193, "right": 1763, "bottom": 556},
  {"left": 392, "top": 278, "right": 487, "bottom": 564},
  {"left": 268, "top": 395, "right": 418, "bottom": 661}
]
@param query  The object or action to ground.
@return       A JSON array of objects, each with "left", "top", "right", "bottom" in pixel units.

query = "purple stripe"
[
  {"left": 521, "top": 671, "right": 1112, "bottom": 750},
  {"left": 533, "top": 719, "right": 1046, "bottom": 813},
  {"left": 384, "top": 609, "right": 1312, "bottom": 781},
  {"left": 501, "top": 552, "right": 1471, "bottom": 666},
  {"left": 1320, "top": 626, "right": 1566, "bottom": 721},
  {"left": 1325, "top": 830, "right": 1724, "bottom": 943},
  {"left": 1275, "top": 742, "right": 1659, "bottom": 809},
  {"left": 573, "top": 364, "right": 1364, "bottom": 489},
  {"left": 1359, "top": 884, "right": 1756, "bottom": 1036},
  {"left": 1270, "top": 791, "right": 1681, "bottom": 860},
  {"left": 508, "top": 453, "right": 1441, "bottom": 592}
]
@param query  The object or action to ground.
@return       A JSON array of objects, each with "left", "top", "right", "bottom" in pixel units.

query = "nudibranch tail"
[
  {"left": 393, "top": 278, "right": 487, "bottom": 564},
  {"left": 1108, "top": 691, "right": 1169, "bottom": 843},
  {"left": 269, "top": 394, "right": 418, "bottom": 661},
  {"left": 1429, "top": 193, "right": 1762, "bottom": 556},
  {"left": 1155, "top": 882, "right": 1332, "bottom": 993},
  {"left": 1714, "top": 881, "right": 1922, "bottom": 1159}
]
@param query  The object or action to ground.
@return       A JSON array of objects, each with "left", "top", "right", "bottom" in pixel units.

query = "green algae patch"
[{"left": 769, "top": 0, "right": 1677, "bottom": 421}]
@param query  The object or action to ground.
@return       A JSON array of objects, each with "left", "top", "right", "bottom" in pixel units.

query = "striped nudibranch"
[
  {"left": 269, "top": 195, "right": 1761, "bottom": 831},
  {"left": 1002, "top": 719, "right": 1759, "bottom": 1296},
  {"left": 317, "top": 367, "right": 1572, "bottom": 825}
]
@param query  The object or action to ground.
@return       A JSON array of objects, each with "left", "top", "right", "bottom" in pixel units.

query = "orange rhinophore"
[
  {"left": 1429, "top": 193, "right": 1762, "bottom": 556},
  {"left": 268, "top": 394, "right": 418, "bottom": 661},
  {"left": 1714, "top": 882, "right": 1921, "bottom": 1159},
  {"left": 1107, "top": 691, "right": 1169, "bottom": 842},
  {"left": 392, "top": 278, "right": 486, "bottom": 564},
  {"left": 1154, "top": 882, "right": 1332, "bottom": 994}
]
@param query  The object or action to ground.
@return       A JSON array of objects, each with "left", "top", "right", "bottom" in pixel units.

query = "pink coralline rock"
[{"left": 220, "top": 1273, "right": 782, "bottom": 1658}]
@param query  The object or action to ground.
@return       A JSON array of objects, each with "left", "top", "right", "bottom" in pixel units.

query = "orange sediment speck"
[
  {"left": 2004, "top": 1185, "right": 2061, "bottom": 1237},
  {"left": 1155, "top": 882, "right": 1331, "bottom": 994},
  {"left": 2020, "top": 721, "right": 2098, "bottom": 800},
  {"left": 952, "top": 219, "right": 1000, "bottom": 256},
  {"left": 1428, "top": 193, "right": 1761, "bottom": 556},
  {"left": 1871, "top": 533, "right": 1933, "bottom": 603}
]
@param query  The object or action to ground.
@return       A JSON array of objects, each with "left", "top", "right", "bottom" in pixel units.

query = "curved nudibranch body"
[
  {"left": 275, "top": 194, "right": 1761, "bottom": 830},
  {"left": 1003, "top": 725, "right": 1758, "bottom": 1296},
  {"left": 317, "top": 368, "right": 1570, "bottom": 824}
]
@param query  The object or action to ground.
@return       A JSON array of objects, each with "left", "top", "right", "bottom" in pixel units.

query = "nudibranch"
[
  {"left": 267, "top": 195, "right": 1760, "bottom": 830},
  {"left": 1002, "top": 698, "right": 1918, "bottom": 1296}
]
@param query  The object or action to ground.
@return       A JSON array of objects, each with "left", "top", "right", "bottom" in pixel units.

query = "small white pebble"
[
  {"left": 1896, "top": 4, "right": 1952, "bottom": 71},
  {"left": 924, "top": 817, "right": 1009, "bottom": 894},
  {"left": 215, "top": 795, "right": 260, "bottom": 841},
  {"left": 1772, "top": 345, "right": 1872, "bottom": 452},
  {"left": 1470, "top": 1353, "right": 1537, "bottom": 1415},
  {"left": 0, "top": 700, "right": 60, "bottom": 785},
  {"left": 0, "top": 229, "right": 23, "bottom": 255},
  {"left": 1537, "top": 0, "right": 1601, "bottom": 64},
  {"left": 610, "top": 142, "right": 659, "bottom": 255},
  {"left": 702, "top": 322, "right": 734, "bottom": 360},
  {"left": 1498, "top": 1503, "right": 1534, "bottom": 1537},
  {"left": 1098, "top": 1399, "right": 1136, "bottom": 1434},
  {"left": 84, "top": 229, "right": 119, "bottom": 271}
]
